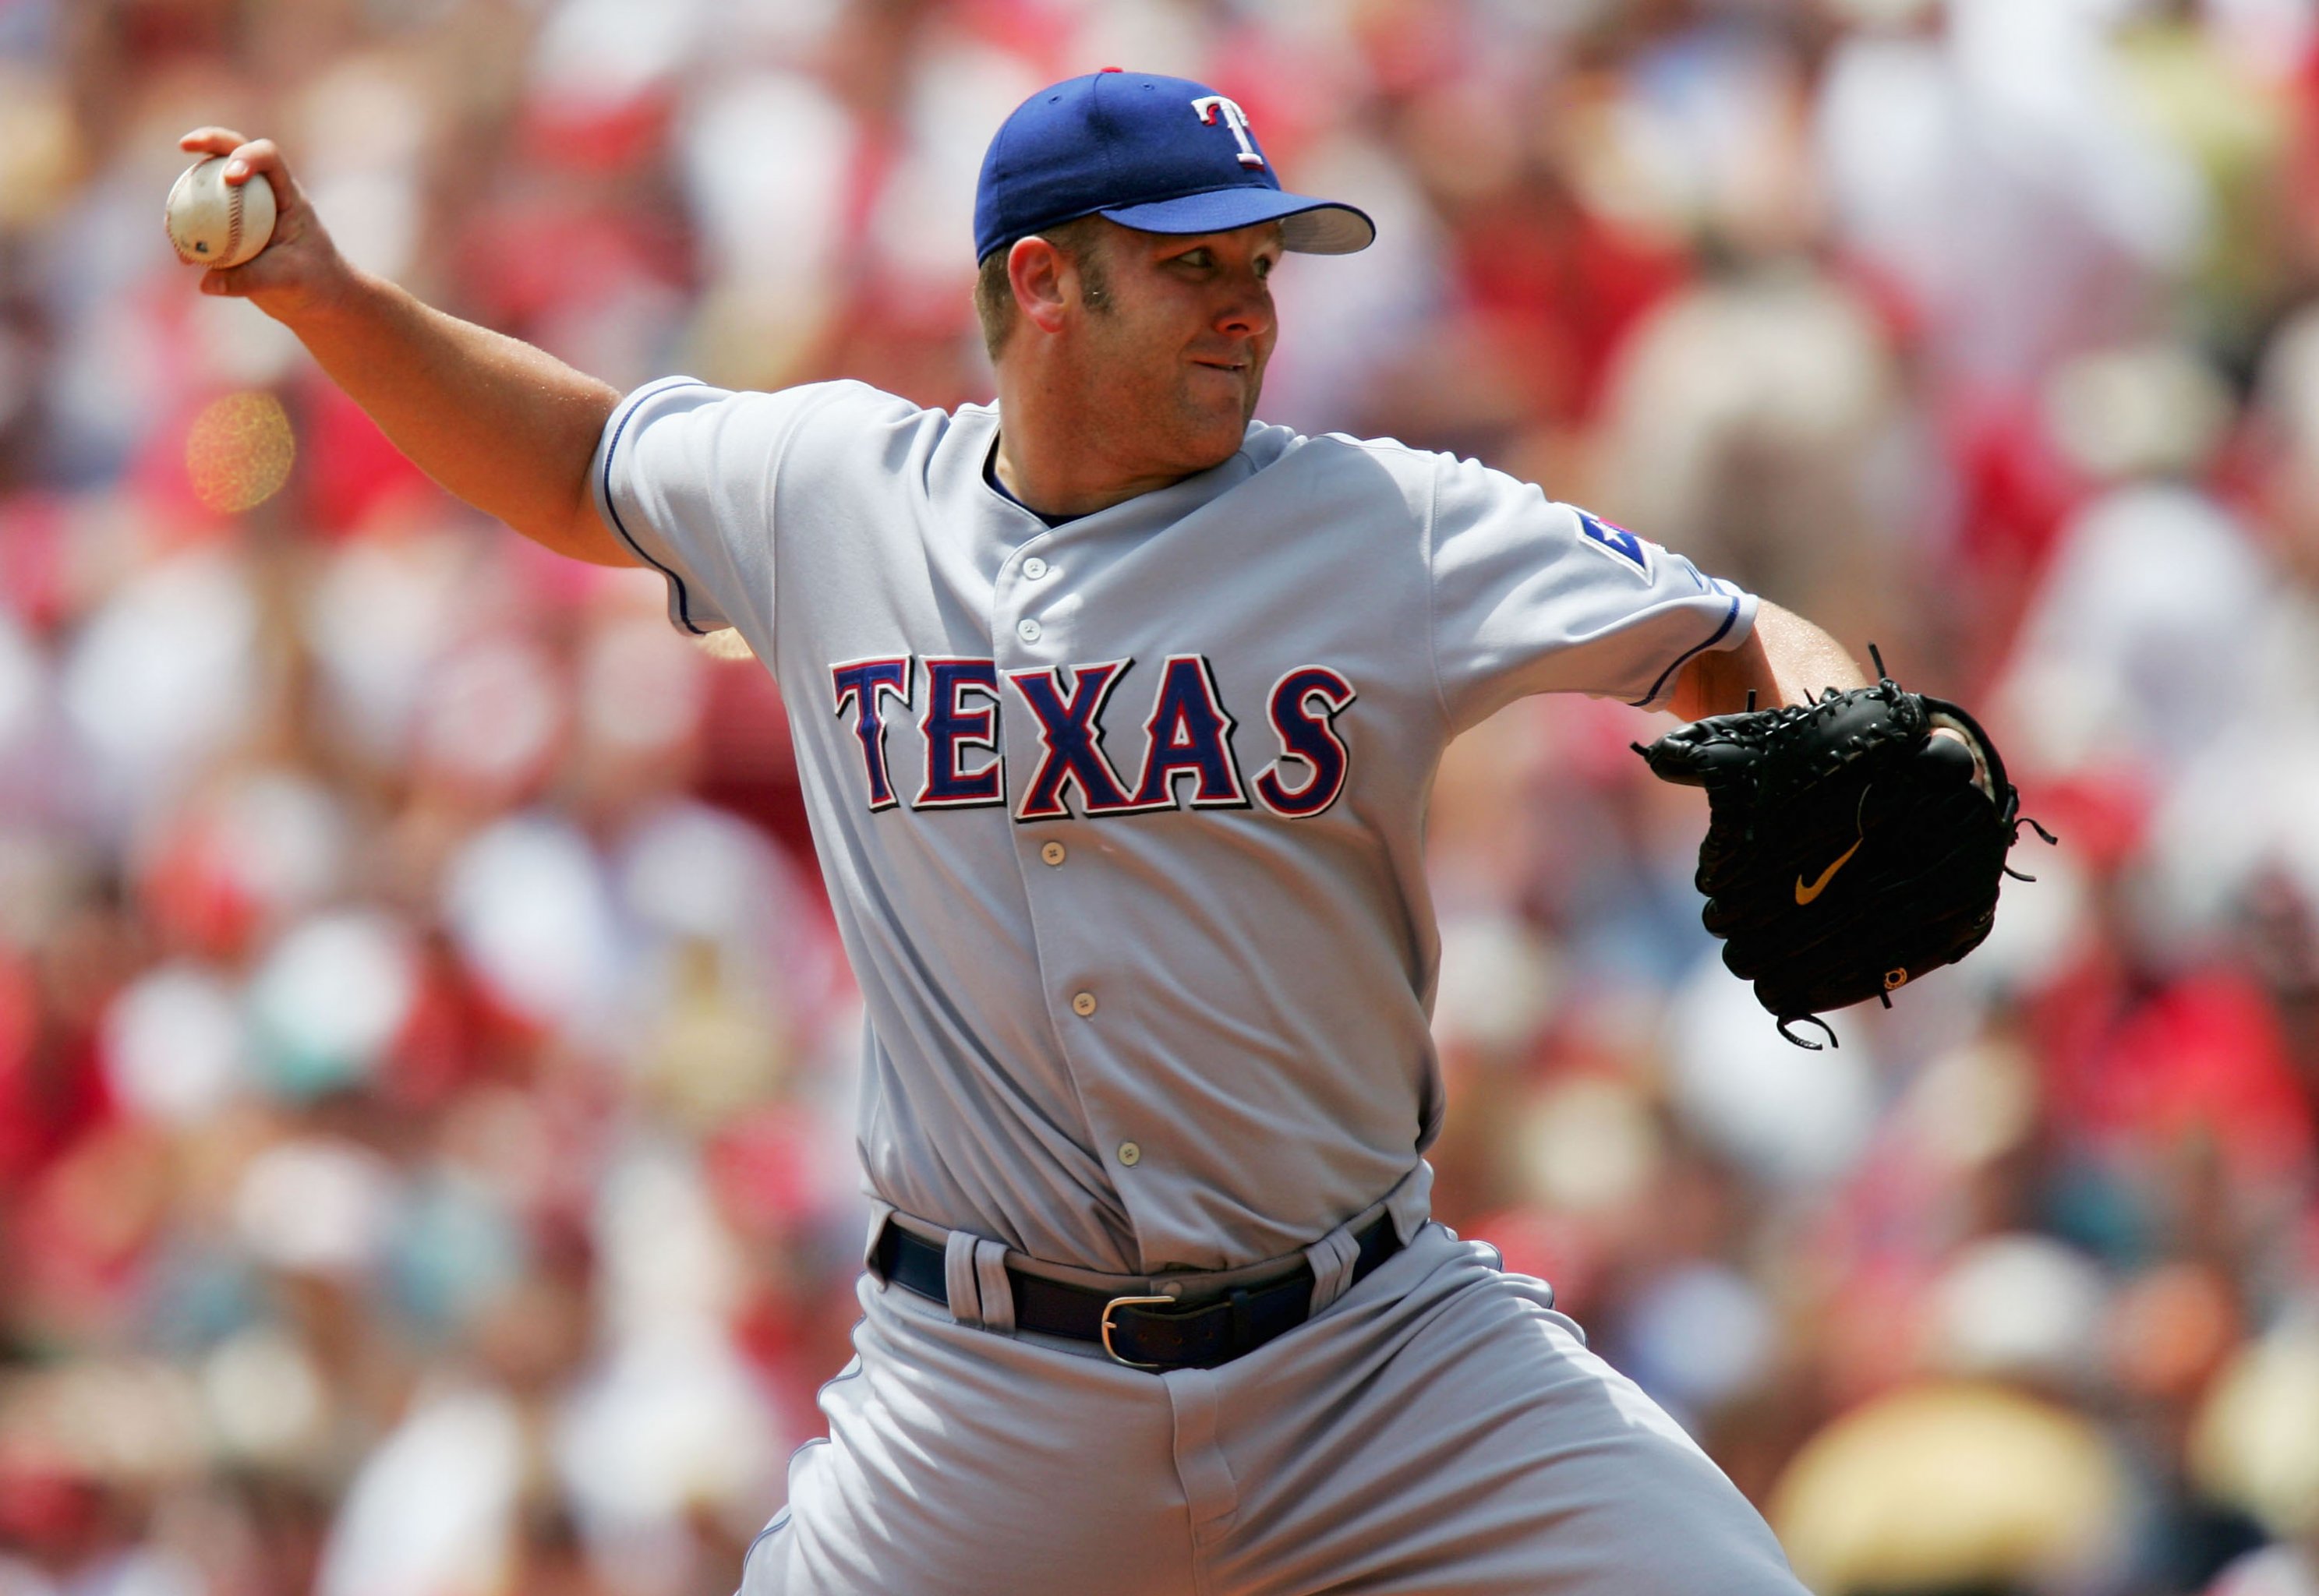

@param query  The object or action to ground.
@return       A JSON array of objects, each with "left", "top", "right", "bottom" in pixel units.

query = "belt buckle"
[{"left": 1099, "top": 1294, "right": 1179, "bottom": 1369}]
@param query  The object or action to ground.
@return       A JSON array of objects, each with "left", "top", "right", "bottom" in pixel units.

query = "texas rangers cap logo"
[
  {"left": 971, "top": 70, "right": 1373, "bottom": 263},
  {"left": 1191, "top": 96, "right": 1264, "bottom": 169}
]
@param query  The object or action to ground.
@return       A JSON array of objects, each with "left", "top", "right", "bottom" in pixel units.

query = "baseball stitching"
[
  {"left": 164, "top": 164, "right": 247, "bottom": 267},
  {"left": 224, "top": 176, "right": 244, "bottom": 267}
]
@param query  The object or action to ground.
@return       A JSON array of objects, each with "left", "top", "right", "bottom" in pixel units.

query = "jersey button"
[
  {"left": 1117, "top": 1141, "right": 1141, "bottom": 1167},
  {"left": 1023, "top": 556, "right": 1049, "bottom": 580},
  {"left": 1070, "top": 990, "right": 1098, "bottom": 1017},
  {"left": 1017, "top": 618, "right": 1042, "bottom": 642},
  {"left": 1041, "top": 841, "right": 1066, "bottom": 867}
]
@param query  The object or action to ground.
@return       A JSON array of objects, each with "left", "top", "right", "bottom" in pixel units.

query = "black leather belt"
[{"left": 875, "top": 1215, "right": 1403, "bottom": 1371}]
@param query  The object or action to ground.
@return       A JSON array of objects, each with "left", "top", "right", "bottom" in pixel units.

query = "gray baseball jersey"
[{"left": 592, "top": 375, "right": 1756, "bottom": 1276}]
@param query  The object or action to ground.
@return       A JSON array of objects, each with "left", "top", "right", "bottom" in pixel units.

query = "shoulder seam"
[{"left": 1312, "top": 428, "right": 1431, "bottom": 460}]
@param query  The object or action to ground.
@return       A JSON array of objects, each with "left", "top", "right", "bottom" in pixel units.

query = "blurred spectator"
[{"left": 1, "top": 2, "right": 2317, "bottom": 1594}]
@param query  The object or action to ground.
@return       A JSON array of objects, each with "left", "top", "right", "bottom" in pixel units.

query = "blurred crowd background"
[{"left": 4, "top": 0, "right": 2319, "bottom": 1593}]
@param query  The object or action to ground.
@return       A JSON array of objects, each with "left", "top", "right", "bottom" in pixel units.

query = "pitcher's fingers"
[
  {"left": 219, "top": 139, "right": 282, "bottom": 184},
  {"left": 221, "top": 139, "right": 295, "bottom": 214},
  {"left": 179, "top": 127, "right": 249, "bottom": 155}
]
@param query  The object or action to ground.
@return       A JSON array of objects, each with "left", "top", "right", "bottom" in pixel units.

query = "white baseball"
[{"left": 165, "top": 156, "right": 277, "bottom": 270}]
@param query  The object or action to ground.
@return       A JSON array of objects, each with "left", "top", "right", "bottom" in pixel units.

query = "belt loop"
[
  {"left": 863, "top": 1200, "right": 898, "bottom": 1281},
  {"left": 943, "top": 1229, "right": 984, "bottom": 1327},
  {"left": 1302, "top": 1222, "right": 1361, "bottom": 1316},
  {"left": 1385, "top": 1161, "right": 1435, "bottom": 1245},
  {"left": 972, "top": 1238, "right": 1016, "bottom": 1336}
]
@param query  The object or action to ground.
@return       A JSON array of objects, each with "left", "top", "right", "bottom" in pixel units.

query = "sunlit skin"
[
  {"left": 175, "top": 124, "right": 1863, "bottom": 710},
  {"left": 990, "top": 220, "right": 1282, "bottom": 521}
]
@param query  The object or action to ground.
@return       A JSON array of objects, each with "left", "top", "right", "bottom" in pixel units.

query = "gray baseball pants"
[{"left": 739, "top": 1222, "right": 1808, "bottom": 1595}]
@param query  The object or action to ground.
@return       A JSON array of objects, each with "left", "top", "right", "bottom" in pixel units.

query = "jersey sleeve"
[
  {"left": 1426, "top": 452, "right": 1759, "bottom": 729},
  {"left": 591, "top": 376, "right": 843, "bottom": 640}
]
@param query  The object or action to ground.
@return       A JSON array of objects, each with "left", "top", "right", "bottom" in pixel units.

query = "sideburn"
[{"left": 1076, "top": 249, "right": 1112, "bottom": 315}]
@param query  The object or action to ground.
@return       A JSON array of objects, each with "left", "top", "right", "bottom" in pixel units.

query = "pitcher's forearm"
[
  {"left": 1671, "top": 601, "right": 1867, "bottom": 720},
  {"left": 176, "top": 125, "right": 630, "bottom": 567},
  {"left": 293, "top": 270, "right": 623, "bottom": 561},
  {"left": 1753, "top": 602, "right": 1869, "bottom": 706}
]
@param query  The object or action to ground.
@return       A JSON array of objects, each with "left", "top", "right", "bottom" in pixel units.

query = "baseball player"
[{"left": 181, "top": 69, "right": 1871, "bottom": 1595}]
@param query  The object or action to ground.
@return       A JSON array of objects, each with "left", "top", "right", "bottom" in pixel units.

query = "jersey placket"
[{"left": 992, "top": 515, "right": 1168, "bottom": 1265}]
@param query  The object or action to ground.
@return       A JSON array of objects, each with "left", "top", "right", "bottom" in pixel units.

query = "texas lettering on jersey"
[{"left": 830, "top": 654, "right": 1357, "bottom": 822}]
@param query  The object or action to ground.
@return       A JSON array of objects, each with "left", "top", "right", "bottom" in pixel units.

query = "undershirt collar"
[{"left": 984, "top": 439, "right": 1076, "bottom": 528}]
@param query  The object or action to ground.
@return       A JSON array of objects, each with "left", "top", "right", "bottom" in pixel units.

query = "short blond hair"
[{"left": 973, "top": 216, "right": 1112, "bottom": 361}]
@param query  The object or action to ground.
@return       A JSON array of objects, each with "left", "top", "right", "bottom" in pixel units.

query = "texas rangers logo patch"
[{"left": 1576, "top": 510, "right": 1652, "bottom": 578}]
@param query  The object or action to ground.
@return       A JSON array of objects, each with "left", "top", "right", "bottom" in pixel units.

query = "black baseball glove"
[{"left": 1635, "top": 650, "right": 2052, "bottom": 1048}]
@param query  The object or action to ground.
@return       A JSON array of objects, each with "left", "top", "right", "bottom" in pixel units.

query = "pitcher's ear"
[{"left": 1009, "top": 235, "right": 1072, "bottom": 335}]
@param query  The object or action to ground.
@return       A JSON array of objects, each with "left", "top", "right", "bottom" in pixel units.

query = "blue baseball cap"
[{"left": 974, "top": 70, "right": 1375, "bottom": 264}]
